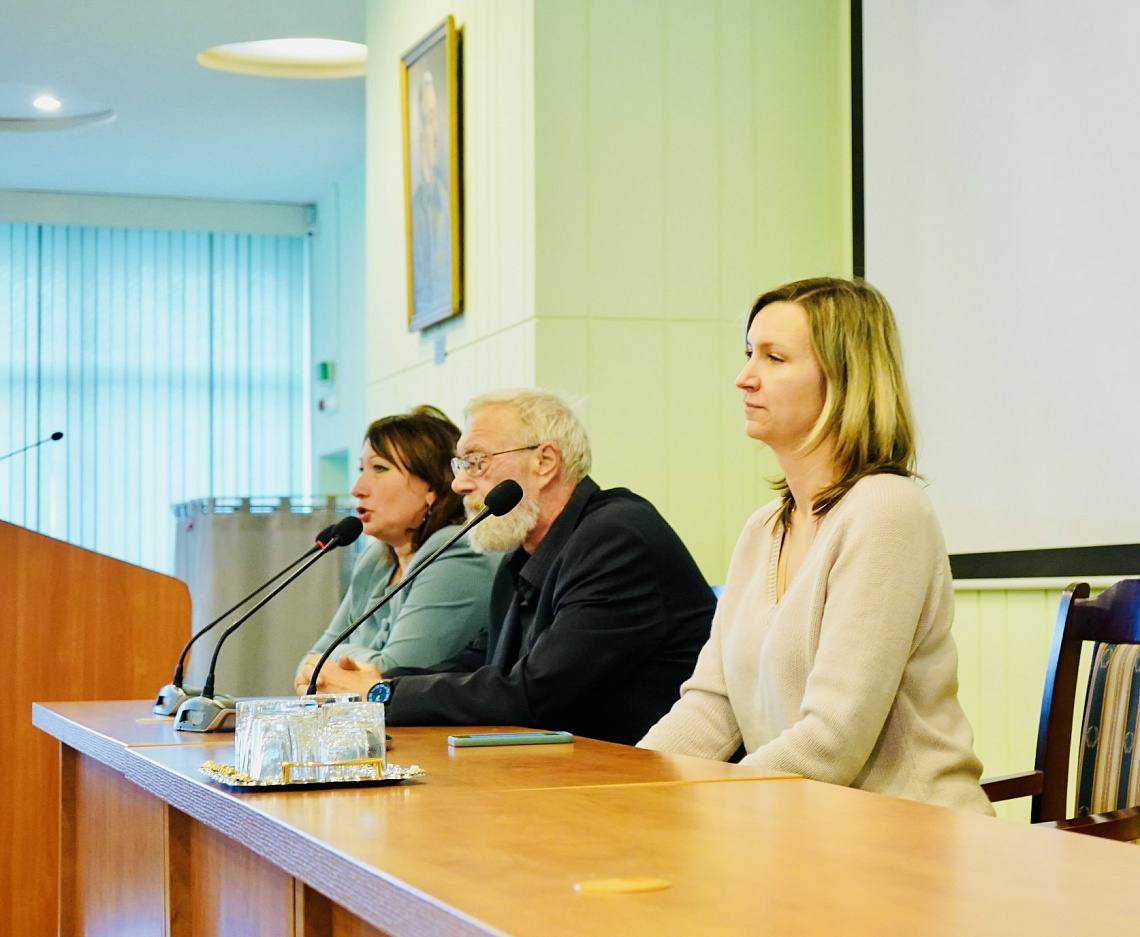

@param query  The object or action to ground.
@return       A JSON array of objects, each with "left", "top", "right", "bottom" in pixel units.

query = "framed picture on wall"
[{"left": 401, "top": 16, "right": 463, "bottom": 331}]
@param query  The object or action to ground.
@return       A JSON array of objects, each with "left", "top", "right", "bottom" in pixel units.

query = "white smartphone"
[{"left": 446, "top": 730, "right": 574, "bottom": 747}]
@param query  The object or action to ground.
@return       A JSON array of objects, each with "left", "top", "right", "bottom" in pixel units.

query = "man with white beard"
[{"left": 376, "top": 388, "right": 715, "bottom": 745}]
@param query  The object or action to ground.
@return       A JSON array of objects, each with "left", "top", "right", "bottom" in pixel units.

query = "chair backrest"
[
  {"left": 1075, "top": 642, "right": 1140, "bottom": 817},
  {"left": 1033, "top": 578, "right": 1140, "bottom": 822}
]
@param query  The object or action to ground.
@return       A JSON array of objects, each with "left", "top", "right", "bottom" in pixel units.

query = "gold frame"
[{"left": 401, "top": 16, "right": 463, "bottom": 331}]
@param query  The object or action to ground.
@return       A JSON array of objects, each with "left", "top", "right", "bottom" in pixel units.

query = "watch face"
[{"left": 368, "top": 681, "right": 391, "bottom": 704}]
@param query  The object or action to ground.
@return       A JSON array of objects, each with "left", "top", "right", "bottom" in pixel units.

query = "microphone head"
[
  {"left": 315, "top": 522, "right": 337, "bottom": 549},
  {"left": 330, "top": 514, "right": 364, "bottom": 547},
  {"left": 484, "top": 479, "right": 524, "bottom": 516},
  {"left": 50, "top": 431, "right": 64, "bottom": 441}
]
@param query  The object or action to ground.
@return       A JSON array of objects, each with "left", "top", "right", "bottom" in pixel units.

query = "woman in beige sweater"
[{"left": 639, "top": 277, "right": 993, "bottom": 814}]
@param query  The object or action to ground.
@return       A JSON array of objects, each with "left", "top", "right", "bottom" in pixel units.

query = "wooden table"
[{"left": 33, "top": 700, "right": 1140, "bottom": 937}]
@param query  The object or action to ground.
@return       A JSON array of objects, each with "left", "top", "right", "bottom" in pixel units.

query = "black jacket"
[{"left": 385, "top": 477, "right": 715, "bottom": 744}]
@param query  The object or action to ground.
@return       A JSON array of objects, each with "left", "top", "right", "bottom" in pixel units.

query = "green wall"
[
  {"left": 310, "top": 161, "right": 369, "bottom": 486},
  {"left": 360, "top": 0, "right": 851, "bottom": 582},
  {"left": 362, "top": 0, "right": 540, "bottom": 434},
  {"left": 532, "top": 0, "right": 852, "bottom": 579}
]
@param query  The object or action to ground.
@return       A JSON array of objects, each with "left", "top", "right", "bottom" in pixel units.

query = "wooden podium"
[{"left": 0, "top": 520, "right": 190, "bottom": 937}]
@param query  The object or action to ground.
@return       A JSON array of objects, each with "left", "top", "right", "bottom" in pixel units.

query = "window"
[{"left": 1, "top": 223, "right": 309, "bottom": 573}]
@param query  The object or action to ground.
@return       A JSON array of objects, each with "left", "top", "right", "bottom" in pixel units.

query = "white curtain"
[{"left": 0, "top": 223, "right": 309, "bottom": 574}]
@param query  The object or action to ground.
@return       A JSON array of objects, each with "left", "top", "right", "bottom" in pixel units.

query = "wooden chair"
[{"left": 983, "top": 578, "right": 1140, "bottom": 840}]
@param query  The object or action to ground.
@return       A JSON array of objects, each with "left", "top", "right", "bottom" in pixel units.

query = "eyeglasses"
[{"left": 450, "top": 445, "right": 538, "bottom": 478}]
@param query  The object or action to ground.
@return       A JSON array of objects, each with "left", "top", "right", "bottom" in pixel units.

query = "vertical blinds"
[{"left": 0, "top": 223, "right": 309, "bottom": 573}]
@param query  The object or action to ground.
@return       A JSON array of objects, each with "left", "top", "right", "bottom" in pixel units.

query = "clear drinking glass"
[
  {"left": 236, "top": 698, "right": 305, "bottom": 774},
  {"left": 247, "top": 715, "right": 297, "bottom": 783},
  {"left": 320, "top": 701, "right": 387, "bottom": 779},
  {"left": 236, "top": 693, "right": 360, "bottom": 779},
  {"left": 319, "top": 723, "right": 370, "bottom": 780},
  {"left": 285, "top": 708, "right": 325, "bottom": 782}
]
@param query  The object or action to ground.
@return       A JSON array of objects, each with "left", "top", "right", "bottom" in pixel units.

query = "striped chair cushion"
[{"left": 1076, "top": 642, "right": 1140, "bottom": 817}]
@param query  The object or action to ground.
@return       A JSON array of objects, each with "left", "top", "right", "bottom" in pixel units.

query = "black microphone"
[
  {"left": 0, "top": 431, "right": 64, "bottom": 463},
  {"left": 173, "top": 515, "right": 363, "bottom": 732},
  {"left": 305, "top": 479, "right": 523, "bottom": 696},
  {"left": 152, "top": 518, "right": 343, "bottom": 716}
]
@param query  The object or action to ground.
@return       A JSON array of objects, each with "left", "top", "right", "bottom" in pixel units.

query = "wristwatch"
[{"left": 366, "top": 679, "right": 393, "bottom": 704}]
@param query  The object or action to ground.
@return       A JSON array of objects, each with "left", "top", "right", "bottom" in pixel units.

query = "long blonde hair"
[{"left": 746, "top": 277, "right": 918, "bottom": 529}]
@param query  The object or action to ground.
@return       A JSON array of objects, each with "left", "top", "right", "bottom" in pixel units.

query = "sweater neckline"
[{"left": 768, "top": 507, "right": 826, "bottom": 606}]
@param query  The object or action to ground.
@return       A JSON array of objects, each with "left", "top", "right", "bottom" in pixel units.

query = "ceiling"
[{"left": 0, "top": 0, "right": 366, "bottom": 204}]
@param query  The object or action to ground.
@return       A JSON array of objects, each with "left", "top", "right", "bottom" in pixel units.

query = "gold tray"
[{"left": 199, "top": 759, "right": 426, "bottom": 791}]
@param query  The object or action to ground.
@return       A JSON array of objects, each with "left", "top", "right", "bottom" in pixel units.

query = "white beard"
[{"left": 465, "top": 492, "right": 541, "bottom": 553}]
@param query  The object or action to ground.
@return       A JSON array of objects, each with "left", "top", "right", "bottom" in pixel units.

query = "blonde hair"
[
  {"left": 746, "top": 277, "right": 917, "bottom": 528},
  {"left": 465, "top": 388, "right": 592, "bottom": 484}
]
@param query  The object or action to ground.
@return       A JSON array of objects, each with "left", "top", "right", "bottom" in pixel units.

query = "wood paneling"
[
  {"left": 301, "top": 887, "right": 393, "bottom": 937},
  {"left": 61, "top": 750, "right": 168, "bottom": 937},
  {"left": 1, "top": 521, "right": 190, "bottom": 937},
  {"left": 180, "top": 820, "right": 297, "bottom": 937}
]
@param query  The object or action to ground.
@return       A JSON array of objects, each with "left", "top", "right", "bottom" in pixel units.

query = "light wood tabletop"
[
  {"left": 273, "top": 778, "right": 1140, "bottom": 937},
  {"left": 31, "top": 699, "right": 794, "bottom": 789},
  {"left": 32, "top": 699, "right": 220, "bottom": 767},
  {"left": 35, "top": 699, "right": 1140, "bottom": 937}
]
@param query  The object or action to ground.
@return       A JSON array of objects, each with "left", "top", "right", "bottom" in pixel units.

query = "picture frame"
[{"left": 401, "top": 16, "right": 463, "bottom": 331}]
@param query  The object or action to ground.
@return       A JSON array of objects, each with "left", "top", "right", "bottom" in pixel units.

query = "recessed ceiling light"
[
  {"left": 0, "top": 83, "right": 114, "bottom": 132},
  {"left": 197, "top": 38, "right": 367, "bottom": 79}
]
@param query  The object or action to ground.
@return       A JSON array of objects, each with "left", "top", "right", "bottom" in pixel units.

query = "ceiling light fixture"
[
  {"left": 0, "top": 83, "right": 114, "bottom": 133},
  {"left": 197, "top": 38, "right": 367, "bottom": 79}
]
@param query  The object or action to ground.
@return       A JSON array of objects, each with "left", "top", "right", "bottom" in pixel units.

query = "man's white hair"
[{"left": 465, "top": 388, "right": 592, "bottom": 484}]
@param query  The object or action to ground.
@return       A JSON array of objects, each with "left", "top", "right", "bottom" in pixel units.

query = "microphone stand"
[
  {"left": 304, "top": 479, "right": 523, "bottom": 695},
  {"left": 152, "top": 543, "right": 322, "bottom": 715},
  {"left": 0, "top": 431, "right": 64, "bottom": 463},
  {"left": 174, "top": 519, "right": 361, "bottom": 732}
]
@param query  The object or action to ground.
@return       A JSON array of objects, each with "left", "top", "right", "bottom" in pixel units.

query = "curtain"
[
  {"left": 0, "top": 223, "right": 309, "bottom": 574},
  {"left": 175, "top": 498, "right": 352, "bottom": 698}
]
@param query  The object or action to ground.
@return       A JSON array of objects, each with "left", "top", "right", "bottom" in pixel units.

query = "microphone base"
[
  {"left": 153, "top": 684, "right": 196, "bottom": 716},
  {"left": 154, "top": 685, "right": 235, "bottom": 717},
  {"left": 173, "top": 695, "right": 238, "bottom": 733}
]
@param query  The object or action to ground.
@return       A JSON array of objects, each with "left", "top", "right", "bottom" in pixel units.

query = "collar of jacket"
[{"left": 505, "top": 475, "right": 600, "bottom": 598}]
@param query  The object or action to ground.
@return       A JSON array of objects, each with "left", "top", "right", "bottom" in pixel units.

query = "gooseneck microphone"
[
  {"left": 0, "top": 431, "right": 64, "bottom": 463},
  {"left": 305, "top": 479, "right": 524, "bottom": 696},
  {"left": 152, "top": 519, "right": 344, "bottom": 716},
  {"left": 173, "top": 515, "right": 363, "bottom": 732}
]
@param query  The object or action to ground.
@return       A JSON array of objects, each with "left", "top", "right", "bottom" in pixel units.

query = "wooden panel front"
[
  {"left": 172, "top": 813, "right": 297, "bottom": 937},
  {"left": 61, "top": 748, "right": 168, "bottom": 937},
  {"left": 300, "top": 887, "right": 393, "bottom": 937},
  {"left": 3, "top": 520, "right": 190, "bottom": 937}
]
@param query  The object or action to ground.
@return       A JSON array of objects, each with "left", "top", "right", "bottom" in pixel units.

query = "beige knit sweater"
[{"left": 639, "top": 474, "right": 994, "bottom": 814}]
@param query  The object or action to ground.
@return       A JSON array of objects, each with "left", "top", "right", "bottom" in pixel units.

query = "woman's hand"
[{"left": 296, "top": 653, "right": 382, "bottom": 697}]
